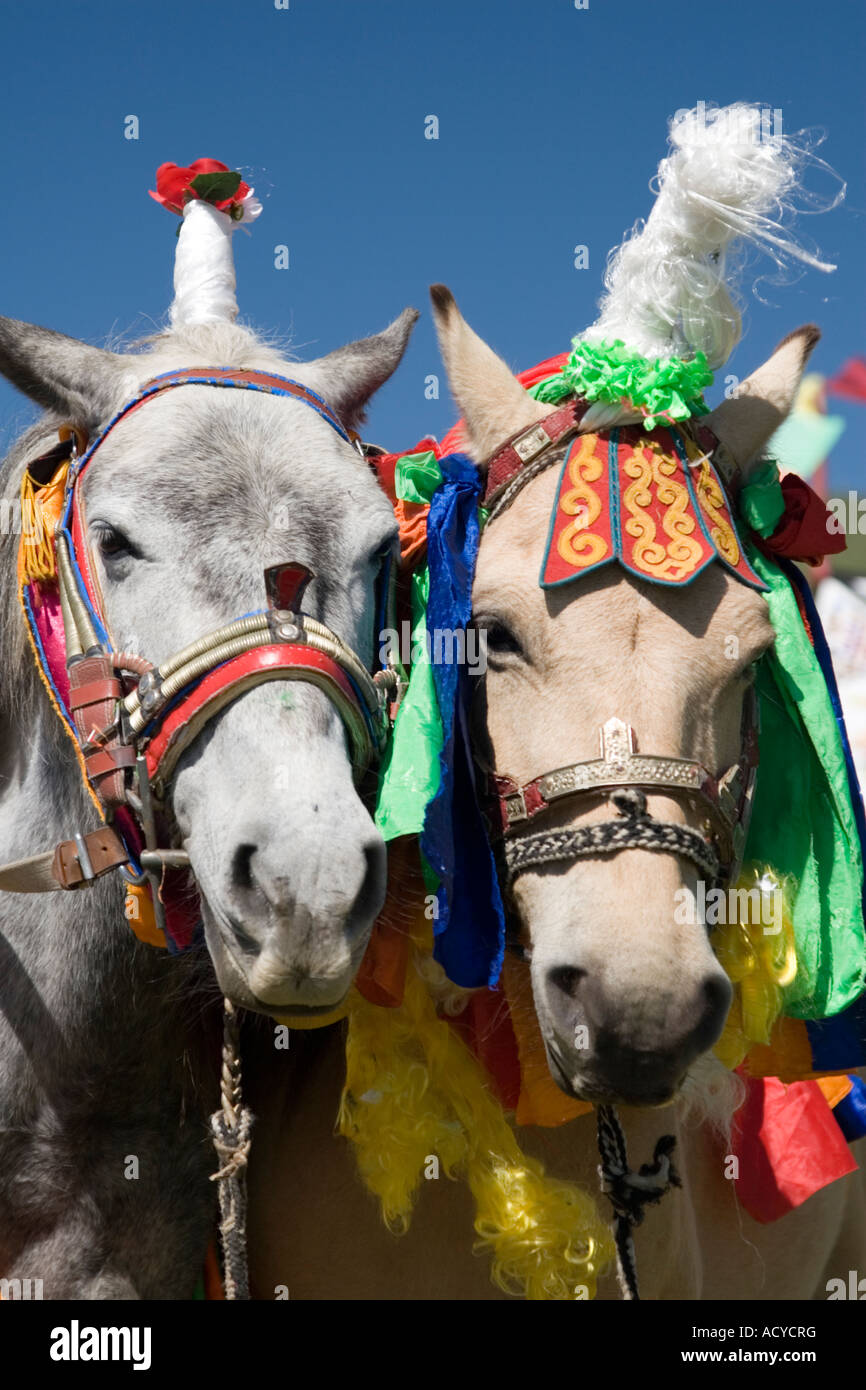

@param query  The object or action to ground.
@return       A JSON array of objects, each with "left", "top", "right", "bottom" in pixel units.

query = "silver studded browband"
[{"left": 492, "top": 708, "right": 758, "bottom": 887}]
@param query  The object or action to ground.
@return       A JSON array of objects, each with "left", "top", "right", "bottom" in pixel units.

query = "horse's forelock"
[{"left": 131, "top": 321, "right": 296, "bottom": 379}]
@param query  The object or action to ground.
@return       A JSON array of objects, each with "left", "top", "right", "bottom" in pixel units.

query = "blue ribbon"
[
  {"left": 419, "top": 453, "right": 507, "bottom": 988},
  {"left": 834, "top": 1074, "right": 866, "bottom": 1143}
]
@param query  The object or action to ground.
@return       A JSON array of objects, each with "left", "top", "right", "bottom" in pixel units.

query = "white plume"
[{"left": 582, "top": 102, "right": 843, "bottom": 370}]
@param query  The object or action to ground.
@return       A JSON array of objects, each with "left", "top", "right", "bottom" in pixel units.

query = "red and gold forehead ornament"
[{"left": 540, "top": 424, "right": 767, "bottom": 591}]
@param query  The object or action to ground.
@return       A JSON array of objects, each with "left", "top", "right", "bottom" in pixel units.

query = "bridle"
[
  {"left": 477, "top": 397, "right": 760, "bottom": 904},
  {"left": 5, "top": 368, "right": 399, "bottom": 944}
]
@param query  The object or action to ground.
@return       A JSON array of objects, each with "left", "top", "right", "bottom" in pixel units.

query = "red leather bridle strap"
[
  {"left": 144, "top": 643, "right": 374, "bottom": 797},
  {"left": 483, "top": 399, "right": 586, "bottom": 509}
]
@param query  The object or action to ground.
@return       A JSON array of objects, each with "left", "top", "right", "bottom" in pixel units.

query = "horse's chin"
[{"left": 543, "top": 1041, "right": 684, "bottom": 1110}]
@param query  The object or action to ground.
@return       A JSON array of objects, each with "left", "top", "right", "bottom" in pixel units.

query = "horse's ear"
[
  {"left": 429, "top": 284, "right": 548, "bottom": 464},
  {"left": 703, "top": 325, "right": 821, "bottom": 475},
  {"left": 0, "top": 317, "right": 135, "bottom": 432},
  {"left": 301, "top": 307, "right": 419, "bottom": 432}
]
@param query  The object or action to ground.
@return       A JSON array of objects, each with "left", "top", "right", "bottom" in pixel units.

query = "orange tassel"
[{"left": 19, "top": 460, "right": 69, "bottom": 583}]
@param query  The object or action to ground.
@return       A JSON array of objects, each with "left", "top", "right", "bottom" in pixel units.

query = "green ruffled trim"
[{"left": 529, "top": 338, "right": 713, "bottom": 431}]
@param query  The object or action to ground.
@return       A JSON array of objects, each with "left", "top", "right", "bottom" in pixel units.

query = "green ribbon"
[
  {"left": 393, "top": 449, "right": 443, "bottom": 504},
  {"left": 745, "top": 544, "right": 866, "bottom": 1019},
  {"left": 374, "top": 452, "right": 446, "bottom": 855},
  {"left": 374, "top": 565, "right": 444, "bottom": 844},
  {"left": 739, "top": 458, "right": 786, "bottom": 539}
]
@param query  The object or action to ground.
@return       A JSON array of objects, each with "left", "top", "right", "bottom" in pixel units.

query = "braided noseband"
[{"left": 503, "top": 787, "right": 721, "bottom": 886}]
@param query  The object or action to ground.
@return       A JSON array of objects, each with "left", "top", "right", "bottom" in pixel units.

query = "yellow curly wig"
[{"left": 337, "top": 864, "right": 796, "bottom": 1300}]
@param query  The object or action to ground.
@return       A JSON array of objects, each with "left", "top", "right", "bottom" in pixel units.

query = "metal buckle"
[
  {"left": 504, "top": 789, "right": 527, "bottom": 825},
  {"left": 135, "top": 755, "right": 168, "bottom": 938},
  {"left": 269, "top": 610, "right": 302, "bottom": 643},
  {"left": 512, "top": 424, "right": 550, "bottom": 464},
  {"left": 73, "top": 832, "right": 95, "bottom": 882},
  {"left": 600, "top": 717, "right": 636, "bottom": 766},
  {"left": 373, "top": 658, "right": 406, "bottom": 724}
]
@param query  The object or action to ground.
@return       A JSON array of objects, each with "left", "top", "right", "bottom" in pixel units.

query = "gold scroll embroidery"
[
  {"left": 622, "top": 439, "right": 704, "bottom": 580},
  {"left": 683, "top": 435, "right": 740, "bottom": 566},
  {"left": 556, "top": 434, "right": 609, "bottom": 569}
]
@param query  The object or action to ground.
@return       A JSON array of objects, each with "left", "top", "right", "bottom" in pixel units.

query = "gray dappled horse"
[{"left": 0, "top": 308, "right": 415, "bottom": 1297}]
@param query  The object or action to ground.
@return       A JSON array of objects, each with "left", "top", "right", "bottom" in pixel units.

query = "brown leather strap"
[
  {"left": 68, "top": 676, "right": 123, "bottom": 709},
  {"left": 84, "top": 746, "right": 137, "bottom": 779},
  {"left": 51, "top": 826, "right": 130, "bottom": 889},
  {"left": 484, "top": 400, "right": 586, "bottom": 507},
  {"left": 68, "top": 655, "right": 127, "bottom": 809},
  {"left": 0, "top": 826, "right": 129, "bottom": 893}
]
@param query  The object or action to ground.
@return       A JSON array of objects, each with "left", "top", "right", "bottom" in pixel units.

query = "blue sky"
[{"left": 0, "top": 0, "right": 862, "bottom": 484}]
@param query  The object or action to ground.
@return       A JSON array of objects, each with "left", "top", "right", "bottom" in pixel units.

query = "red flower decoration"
[{"left": 148, "top": 159, "right": 251, "bottom": 216}]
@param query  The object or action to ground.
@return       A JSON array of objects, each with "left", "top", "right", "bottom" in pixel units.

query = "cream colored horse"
[{"left": 409, "top": 283, "right": 866, "bottom": 1300}]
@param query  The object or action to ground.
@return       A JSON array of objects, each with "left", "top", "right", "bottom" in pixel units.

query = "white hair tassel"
[
  {"left": 582, "top": 102, "right": 843, "bottom": 371},
  {"left": 170, "top": 195, "right": 261, "bottom": 329}
]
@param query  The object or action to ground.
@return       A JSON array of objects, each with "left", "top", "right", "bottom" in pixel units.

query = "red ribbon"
[
  {"left": 732, "top": 1075, "right": 857, "bottom": 1223},
  {"left": 762, "top": 474, "right": 846, "bottom": 567}
]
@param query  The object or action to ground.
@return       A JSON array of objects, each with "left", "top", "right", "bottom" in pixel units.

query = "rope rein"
[
  {"left": 595, "top": 1104, "right": 681, "bottom": 1301},
  {"left": 209, "top": 998, "right": 253, "bottom": 1300}
]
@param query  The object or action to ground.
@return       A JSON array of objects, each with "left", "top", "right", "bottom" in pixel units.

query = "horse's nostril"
[
  {"left": 548, "top": 965, "right": 586, "bottom": 1000},
  {"left": 347, "top": 841, "right": 387, "bottom": 934},
  {"left": 704, "top": 974, "right": 731, "bottom": 1013},
  {"left": 697, "top": 972, "right": 733, "bottom": 1047},
  {"left": 232, "top": 843, "right": 256, "bottom": 893},
  {"left": 230, "top": 916, "right": 261, "bottom": 956}
]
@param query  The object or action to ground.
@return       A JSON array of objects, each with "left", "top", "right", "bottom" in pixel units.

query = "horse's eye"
[
  {"left": 92, "top": 524, "right": 138, "bottom": 560},
  {"left": 478, "top": 618, "right": 522, "bottom": 658}
]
